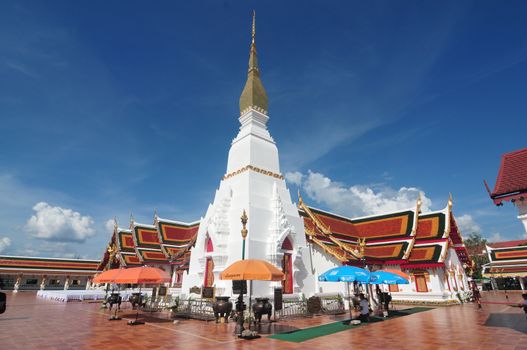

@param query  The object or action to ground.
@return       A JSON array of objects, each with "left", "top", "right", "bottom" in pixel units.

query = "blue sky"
[{"left": 1, "top": 1, "right": 526, "bottom": 259}]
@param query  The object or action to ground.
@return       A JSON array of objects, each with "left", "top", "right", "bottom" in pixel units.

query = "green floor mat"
[{"left": 268, "top": 307, "right": 433, "bottom": 343}]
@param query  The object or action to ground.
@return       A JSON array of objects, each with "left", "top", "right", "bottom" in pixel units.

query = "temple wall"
[
  {"left": 0, "top": 273, "right": 92, "bottom": 291},
  {"left": 388, "top": 248, "right": 470, "bottom": 304},
  {"left": 516, "top": 202, "right": 527, "bottom": 233},
  {"left": 308, "top": 244, "right": 347, "bottom": 296}
]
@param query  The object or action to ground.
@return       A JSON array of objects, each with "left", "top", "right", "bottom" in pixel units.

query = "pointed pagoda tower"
[{"left": 182, "top": 12, "right": 316, "bottom": 298}]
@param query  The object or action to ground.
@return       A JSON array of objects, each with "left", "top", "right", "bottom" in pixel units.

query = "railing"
[
  {"left": 277, "top": 297, "right": 308, "bottom": 319},
  {"left": 173, "top": 298, "right": 215, "bottom": 320},
  {"left": 320, "top": 295, "right": 346, "bottom": 314},
  {"left": 168, "top": 294, "right": 345, "bottom": 321}
]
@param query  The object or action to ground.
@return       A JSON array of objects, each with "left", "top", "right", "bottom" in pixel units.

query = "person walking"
[
  {"left": 471, "top": 281, "right": 482, "bottom": 309},
  {"left": 518, "top": 293, "right": 527, "bottom": 320}
]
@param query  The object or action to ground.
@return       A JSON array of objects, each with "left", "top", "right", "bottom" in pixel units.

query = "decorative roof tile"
[{"left": 489, "top": 148, "right": 527, "bottom": 204}]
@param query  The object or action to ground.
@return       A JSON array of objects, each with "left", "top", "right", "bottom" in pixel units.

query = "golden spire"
[
  {"left": 239, "top": 10, "right": 268, "bottom": 115},
  {"left": 252, "top": 10, "right": 256, "bottom": 44}
]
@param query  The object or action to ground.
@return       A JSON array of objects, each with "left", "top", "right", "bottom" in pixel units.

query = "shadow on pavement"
[
  {"left": 249, "top": 322, "right": 299, "bottom": 335},
  {"left": 485, "top": 313, "right": 527, "bottom": 334}
]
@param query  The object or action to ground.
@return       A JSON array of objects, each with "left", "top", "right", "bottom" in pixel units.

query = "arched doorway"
[
  {"left": 281, "top": 236, "right": 293, "bottom": 294},
  {"left": 203, "top": 234, "right": 214, "bottom": 287}
]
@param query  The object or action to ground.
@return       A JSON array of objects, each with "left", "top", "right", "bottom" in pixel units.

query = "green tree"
[{"left": 464, "top": 232, "right": 489, "bottom": 279}]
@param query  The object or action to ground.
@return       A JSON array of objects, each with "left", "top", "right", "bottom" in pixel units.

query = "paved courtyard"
[{"left": 1, "top": 291, "right": 527, "bottom": 349}]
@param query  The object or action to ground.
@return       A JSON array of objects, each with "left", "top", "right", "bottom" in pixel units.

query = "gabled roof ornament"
[
  {"left": 416, "top": 192, "right": 423, "bottom": 213},
  {"left": 448, "top": 193, "right": 453, "bottom": 211},
  {"left": 298, "top": 190, "right": 304, "bottom": 206}
]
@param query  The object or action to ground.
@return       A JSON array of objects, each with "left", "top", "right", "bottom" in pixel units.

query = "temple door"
[
  {"left": 282, "top": 253, "right": 293, "bottom": 294},
  {"left": 176, "top": 271, "right": 183, "bottom": 288},
  {"left": 204, "top": 257, "right": 214, "bottom": 287},
  {"left": 415, "top": 274, "right": 428, "bottom": 292}
]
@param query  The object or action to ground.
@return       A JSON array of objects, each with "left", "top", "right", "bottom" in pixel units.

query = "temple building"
[
  {"left": 97, "top": 216, "right": 199, "bottom": 287},
  {"left": 2, "top": 15, "right": 474, "bottom": 305},
  {"left": 177, "top": 14, "right": 472, "bottom": 304},
  {"left": 300, "top": 195, "right": 472, "bottom": 303},
  {"left": 483, "top": 147, "right": 527, "bottom": 288},
  {"left": 0, "top": 256, "right": 99, "bottom": 291},
  {"left": 485, "top": 147, "right": 527, "bottom": 232},
  {"left": 181, "top": 13, "right": 317, "bottom": 298},
  {"left": 483, "top": 240, "right": 527, "bottom": 290}
]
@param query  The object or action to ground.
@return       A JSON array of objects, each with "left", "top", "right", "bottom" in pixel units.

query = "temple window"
[
  {"left": 388, "top": 284, "right": 399, "bottom": 292},
  {"left": 281, "top": 236, "right": 293, "bottom": 251},
  {"left": 205, "top": 234, "right": 214, "bottom": 253}
]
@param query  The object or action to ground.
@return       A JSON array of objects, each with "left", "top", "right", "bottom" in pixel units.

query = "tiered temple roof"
[
  {"left": 299, "top": 194, "right": 472, "bottom": 270},
  {"left": 483, "top": 239, "right": 527, "bottom": 278},
  {"left": 98, "top": 215, "right": 199, "bottom": 271},
  {"left": 485, "top": 147, "right": 527, "bottom": 205}
]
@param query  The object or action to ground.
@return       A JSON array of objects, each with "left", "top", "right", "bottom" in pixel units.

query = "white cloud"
[
  {"left": 105, "top": 219, "right": 115, "bottom": 233},
  {"left": 487, "top": 232, "right": 503, "bottom": 243},
  {"left": 291, "top": 170, "right": 432, "bottom": 217},
  {"left": 25, "top": 202, "right": 95, "bottom": 242},
  {"left": 285, "top": 171, "right": 304, "bottom": 186},
  {"left": 0, "top": 237, "right": 11, "bottom": 253},
  {"left": 456, "top": 214, "right": 482, "bottom": 235}
]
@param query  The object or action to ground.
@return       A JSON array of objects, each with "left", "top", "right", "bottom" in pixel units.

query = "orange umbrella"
[
  {"left": 220, "top": 259, "right": 284, "bottom": 281},
  {"left": 93, "top": 268, "right": 123, "bottom": 284},
  {"left": 379, "top": 268, "right": 410, "bottom": 280},
  {"left": 112, "top": 266, "right": 170, "bottom": 284}
]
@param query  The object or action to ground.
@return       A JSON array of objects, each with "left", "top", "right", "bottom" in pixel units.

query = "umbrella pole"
[
  {"left": 128, "top": 284, "right": 144, "bottom": 326},
  {"left": 347, "top": 281, "right": 352, "bottom": 320},
  {"left": 115, "top": 284, "right": 122, "bottom": 320},
  {"left": 102, "top": 283, "right": 109, "bottom": 309},
  {"left": 135, "top": 285, "right": 141, "bottom": 322},
  {"left": 249, "top": 280, "right": 253, "bottom": 329}
]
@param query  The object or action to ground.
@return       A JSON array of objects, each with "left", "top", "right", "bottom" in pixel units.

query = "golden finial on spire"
[
  {"left": 252, "top": 10, "right": 256, "bottom": 44},
  {"left": 239, "top": 10, "right": 268, "bottom": 115},
  {"left": 448, "top": 192, "right": 453, "bottom": 210}
]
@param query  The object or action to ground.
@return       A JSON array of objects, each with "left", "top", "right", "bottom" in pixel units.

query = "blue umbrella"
[
  {"left": 369, "top": 271, "right": 409, "bottom": 285},
  {"left": 318, "top": 266, "right": 370, "bottom": 283},
  {"left": 319, "top": 266, "right": 370, "bottom": 320}
]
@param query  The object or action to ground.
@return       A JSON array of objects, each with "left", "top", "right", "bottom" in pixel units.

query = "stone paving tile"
[{"left": 1, "top": 291, "right": 527, "bottom": 349}]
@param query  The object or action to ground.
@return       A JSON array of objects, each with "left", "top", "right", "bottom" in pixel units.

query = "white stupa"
[{"left": 182, "top": 13, "right": 316, "bottom": 298}]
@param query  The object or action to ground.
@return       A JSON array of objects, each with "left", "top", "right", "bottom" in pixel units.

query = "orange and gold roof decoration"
[
  {"left": 97, "top": 215, "right": 199, "bottom": 271},
  {"left": 299, "top": 193, "right": 471, "bottom": 269}
]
